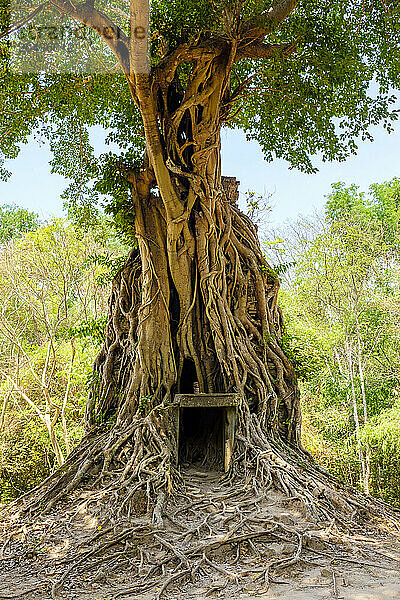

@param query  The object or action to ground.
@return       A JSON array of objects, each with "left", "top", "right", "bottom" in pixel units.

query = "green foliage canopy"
[
  {"left": 0, "top": 216, "right": 122, "bottom": 499},
  {"left": 1, "top": 1, "right": 400, "bottom": 223},
  {"left": 0, "top": 204, "right": 40, "bottom": 242},
  {"left": 276, "top": 178, "right": 400, "bottom": 503}
]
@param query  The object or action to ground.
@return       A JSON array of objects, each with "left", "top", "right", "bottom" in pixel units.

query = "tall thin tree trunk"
[
  {"left": 356, "top": 323, "right": 370, "bottom": 494},
  {"left": 61, "top": 339, "right": 75, "bottom": 456},
  {"left": 345, "top": 338, "right": 368, "bottom": 493}
]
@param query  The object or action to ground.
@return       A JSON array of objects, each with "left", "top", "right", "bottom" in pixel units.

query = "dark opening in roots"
[
  {"left": 179, "top": 358, "right": 198, "bottom": 393},
  {"left": 179, "top": 407, "right": 224, "bottom": 469}
]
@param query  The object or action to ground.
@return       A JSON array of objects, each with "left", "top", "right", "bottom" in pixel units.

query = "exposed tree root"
[
  {"left": 1, "top": 417, "right": 400, "bottom": 600},
  {"left": 4, "top": 398, "right": 396, "bottom": 528},
  {"left": 1, "top": 477, "right": 400, "bottom": 599}
]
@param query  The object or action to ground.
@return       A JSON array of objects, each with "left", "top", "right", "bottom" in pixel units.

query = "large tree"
[{"left": 1, "top": 0, "right": 400, "bottom": 511}]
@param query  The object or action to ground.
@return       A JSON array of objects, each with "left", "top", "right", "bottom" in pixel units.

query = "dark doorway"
[
  {"left": 179, "top": 407, "right": 224, "bottom": 470},
  {"left": 180, "top": 359, "right": 197, "bottom": 393}
]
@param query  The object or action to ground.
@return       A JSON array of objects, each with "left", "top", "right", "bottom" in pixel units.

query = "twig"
[
  {"left": 332, "top": 570, "right": 338, "bottom": 599},
  {"left": 154, "top": 567, "right": 191, "bottom": 599}
]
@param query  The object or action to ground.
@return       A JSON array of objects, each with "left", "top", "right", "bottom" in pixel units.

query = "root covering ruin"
[
  {"left": 3, "top": 1, "right": 400, "bottom": 597},
  {"left": 1, "top": 420, "right": 400, "bottom": 600},
  {"left": 1, "top": 40, "right": 398, "bottom": 598}
]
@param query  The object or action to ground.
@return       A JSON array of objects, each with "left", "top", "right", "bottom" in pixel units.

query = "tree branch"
[
  {"left": 0, "top": 2, "right": 50, "bottom": 39},
  {"left": 153, "top": 5, "right": 297, "bottom": 80},
  {"left": 235, "top": 40, "right": 297, "bottom": 61},
  {"left": 267, "top": 0, "right": 299, "bottom": 25},
  {"left": 50, "top": 0, "right": 130, "bottom": 72},
  {"left": 154, "top": 40, "right": 224, "bottom": 87}
]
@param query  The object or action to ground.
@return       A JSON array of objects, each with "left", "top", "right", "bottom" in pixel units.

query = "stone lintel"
[{"left": 173, "top": 393, "right": 239, "bottom": 408}]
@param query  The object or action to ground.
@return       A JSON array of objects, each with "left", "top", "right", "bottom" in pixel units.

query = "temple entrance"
[
  {"left": 172, "top": 393, "right": 239, "bottom": 472},
  {"left": 179, "top": 407, "right": 224, "bottom": 469}
]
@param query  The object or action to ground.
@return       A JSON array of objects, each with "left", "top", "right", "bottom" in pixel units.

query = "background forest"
[{"left": 1, "top": 177, "right": 400, "bottom": 506}]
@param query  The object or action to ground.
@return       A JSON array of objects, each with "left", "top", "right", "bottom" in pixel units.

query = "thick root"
[{"left": 4, "top": 398, "right": 399, "bottom": 530}]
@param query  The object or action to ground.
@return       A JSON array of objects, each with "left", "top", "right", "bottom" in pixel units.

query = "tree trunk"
[
  {"left": 24, "top": 47, "right": 305, "bottom": 514},
  {"left": 356, "top": 325, "right": 370, "bottom": 494},
  {"left": 86, "top": 51, "right": 300, "bottom": 453},
  {"left": 345, "top": 338, "right": 368, "bottom": 494}
]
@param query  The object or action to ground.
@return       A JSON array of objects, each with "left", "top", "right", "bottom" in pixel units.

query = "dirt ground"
[{"left": 1, "top": 468, "right": 400, "bottom": 600}]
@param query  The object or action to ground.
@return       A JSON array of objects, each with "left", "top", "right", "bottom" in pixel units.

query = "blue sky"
[
  {"left": 0, "top": 122, "right": 399, "bottom": 226},
  {"left": 222, "top": 125, "right": 400, "bottom": 226}
]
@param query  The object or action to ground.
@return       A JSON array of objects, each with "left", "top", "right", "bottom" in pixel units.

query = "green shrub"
[{"left": 0, "top": 419, "right": 56, "bottom": 501}]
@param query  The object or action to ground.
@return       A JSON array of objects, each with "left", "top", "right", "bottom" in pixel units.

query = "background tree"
[
  {"left": 1, "top": 0, "right": 400, "bottom": 513},
  {"left": 0, "top": 204, "right": 40, "bottom": 243},
  {"left": 0, "top": 217, "right": 121, "bottom": 499},
  {"left": 276, "top": 179, "right": 400, "bottom": 505}
]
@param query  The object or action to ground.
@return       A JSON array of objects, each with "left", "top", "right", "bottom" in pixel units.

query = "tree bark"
[{"left": 355, "top": 322, "right": 370, "bottom": 494}]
